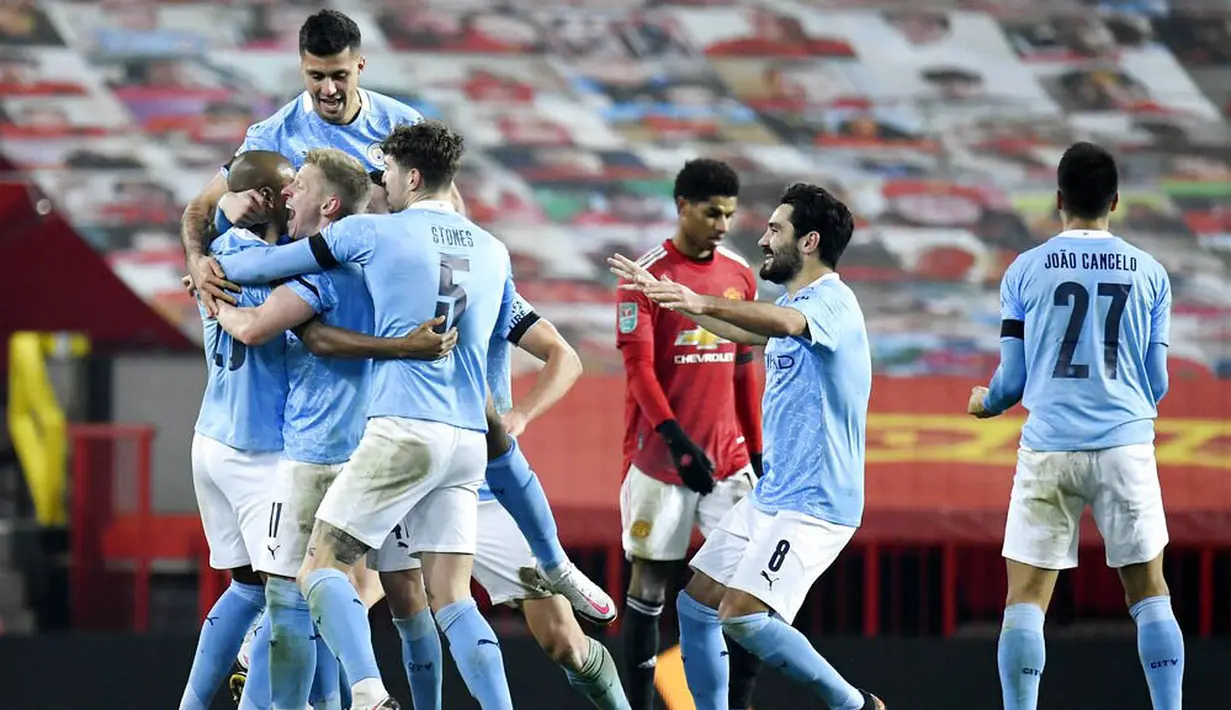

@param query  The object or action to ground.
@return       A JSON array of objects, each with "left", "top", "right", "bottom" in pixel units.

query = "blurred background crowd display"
[{"left": 5, "top": 0, "right": 1231, "bottom": 379}]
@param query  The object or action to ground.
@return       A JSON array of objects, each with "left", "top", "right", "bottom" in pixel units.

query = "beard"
[{"left": 759, "top": 245, "right": 803, "bottom": 284}]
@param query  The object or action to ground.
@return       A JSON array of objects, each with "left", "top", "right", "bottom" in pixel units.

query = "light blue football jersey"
[
  {"left": 281, "top": 264, "right": 375, "bottom": 465},
  {"left": 753, "top": 273, "right": 872, "bottom": 528},
  {"left": 1001, "top": 229, "right": 1171, "bottom": 451},
  {"left": 214, "top": 201, "right": 516, "bottom": 432},
  {"left": 194, "top": 229, "right": 289, "bottom": 452},
  {"left": 232, "top": 90, "right": 423, "bottom": 173}
]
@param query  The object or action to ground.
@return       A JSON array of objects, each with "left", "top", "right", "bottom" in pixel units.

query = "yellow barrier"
[{"left": 7, "top": 332, "right": 89, "bottom": 526}]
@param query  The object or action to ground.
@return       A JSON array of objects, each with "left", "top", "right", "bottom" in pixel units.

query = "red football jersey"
[{"left": 616, "top": 239, "right": 758, "bottom": 485}]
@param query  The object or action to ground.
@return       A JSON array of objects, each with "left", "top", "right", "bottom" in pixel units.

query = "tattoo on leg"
[{"left": 323, "top": 524, "right": 370, "bottom": 565}]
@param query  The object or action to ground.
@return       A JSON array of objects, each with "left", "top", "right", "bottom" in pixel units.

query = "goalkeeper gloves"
[{"left": 656, "top": 419, "right": 715, "bottom": 494}]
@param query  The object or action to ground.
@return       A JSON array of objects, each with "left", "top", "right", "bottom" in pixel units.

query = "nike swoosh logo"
[{"left": 587, "top": 599, "right": 611, "bottom": 615}]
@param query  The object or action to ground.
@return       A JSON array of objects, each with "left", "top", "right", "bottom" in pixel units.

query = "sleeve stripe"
[
  {"left": 293, "top": 276, "right": 319, "bottom": 298},
  {"left": 1001, "top": 319, "right": 1024, "bottom": 339},
  {"left": 308, "top": 233, "right": 339, "bottom": 270},
  {"left": 507, "top": 312, "right": 541, "bottom": 346}
]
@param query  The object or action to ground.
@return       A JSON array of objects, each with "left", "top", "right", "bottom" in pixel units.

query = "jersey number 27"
[{"left": 1052, "top": 281, "right": 1131, "bottom": 380}]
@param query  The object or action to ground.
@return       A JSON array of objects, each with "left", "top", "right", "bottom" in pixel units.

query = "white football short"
[
  {"left": 316, "top": 416, "right": 486, "bottom": 558},
  {"left": 257, "top": 459, "right": 342, "bottom": 578},
  {"left": 368, "top": 499, "right": 552, "bottom": 605},
  {"left": 690, "top": 497, "right": 856, "bottom": 624},
  {"left": 191, "top": 433, "right": 279, "bottom": 570},
  {"left": 620, "top": 464, "right": 756, "bottom": 561},
  {"left": 1002, "top": 443, "right": 1169, "bottom": 570}
]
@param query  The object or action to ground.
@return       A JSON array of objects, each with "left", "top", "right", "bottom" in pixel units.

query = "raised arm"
[
  {"left": 217, "top": 220, "right": 374, "bottom": 285},
  {"left": 181, "top": 173, "right": 237, "bottom": 314}
]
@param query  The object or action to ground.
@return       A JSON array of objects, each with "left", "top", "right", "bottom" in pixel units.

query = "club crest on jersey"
[
  {"left": 723, "top": 287, "right": 743, "bottom": 300},
  {"left": 618, "top": 302, "right": 638, "bottom": 334},
  {"left": 366, "top": 142, "right": 386, "bottom": 168}
]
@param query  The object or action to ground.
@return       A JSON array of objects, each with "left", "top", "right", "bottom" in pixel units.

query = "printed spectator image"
[{"left": 0, "top": 3, "right": 1228, "bottom": 710}]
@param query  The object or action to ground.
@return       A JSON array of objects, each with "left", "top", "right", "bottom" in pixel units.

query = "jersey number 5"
[
  {"left": 435, "top": 255, "right": 470, "bottom": 333},
  {"left": 1052, "top": 281, "right": 1131, "bottom": 380}
]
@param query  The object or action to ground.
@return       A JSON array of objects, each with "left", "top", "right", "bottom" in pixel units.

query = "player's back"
[
  {"left": 1008, "top": 230, "right": 1170, "bottom": 451},
  {"left": 195, "top": 229, "right": 289, "bottom": 452},
  {"left": 283, "top": 264, "right": 374, "bottom": 465},
  {"left": 348, "top": 204, "right": 513, "bottom": 432},
  {"left": 616, "top": 240, "right": 757, "bottom": 481},
  {"left": 238, "top": 89, "right": 423, "bottom": 172}
]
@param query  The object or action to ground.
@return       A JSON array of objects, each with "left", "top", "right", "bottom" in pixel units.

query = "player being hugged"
[
  {"left": 968, "top": 142, "right": 1182, "bottom": 710},
  {"left": 212, "top": 121, "right": 518, "bottom": 710},
  {"left": 611, "top": 183, "right": 885, "bottom": 710},
  {"left": 613, "top": 159, "right": 764, "bottom": 710},
  {"left": 180, "top": 151, "right": 296, "bottom": 710}
]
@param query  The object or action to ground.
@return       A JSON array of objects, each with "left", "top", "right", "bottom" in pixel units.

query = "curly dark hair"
[
  {"left": 380, "top": 120, "right": 465, "bottom": 192},
  {"left": 299, "top": 9, "right": 362, "bottom": 57},
  {"left": 780, "top": 182, "right": 854, "bottom": 269},
  {"left": 673, "top": 158, "right": 739, "bottom": 203}
]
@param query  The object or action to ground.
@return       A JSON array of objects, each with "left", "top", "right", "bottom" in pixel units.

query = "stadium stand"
[{"left": 1, "top": 0, "right": 1229, "bottom": 646}]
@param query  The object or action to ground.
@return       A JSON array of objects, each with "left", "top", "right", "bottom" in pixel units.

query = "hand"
[
  {"left": 181, "top": 275, "right": 196, "bottom": 298},
  {"left": 608, "top": 255, "right": 706, "bottom": 314},
  {"left": 219, "top": 189, "right": 271, "bottom": 228},
  {"left": 398, "top": 316, "right": 458, "bottom": 359},
  {"left": 502, "top": 408, "right": 532, "bottom": 437},
  {"left": 187, "top": 255, "right": 240, "bottom": 317},
  {"left": 968, "top": 386, "right": 994, "bottom": 418},
  {"left": 656, "top": 419, "right": 715, "bottom": 494}
]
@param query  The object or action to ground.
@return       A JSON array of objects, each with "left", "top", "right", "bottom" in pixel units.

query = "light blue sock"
[
  {"left": 308, "top": 634, "right": 341, "bottom": 710},
  {"left": 393, "top": 610, "right": 443, "bottom": 710},
  {"left": 179, "top": 579, "right": 265, "bottom": 710},
  {"left": 676, "top": 591, "right": 728, "bottom": 710},
  {"left": 722, "top": 612, "right": 862, "bottom": 710},
  {"left": 998, "top": 603, "right": 1046, "bottom": 710},
  {"left": 303, "top": 568, "right": 382, "bottom": 689},
  {"left": 1131, "top": 596, "right": 1184, "bottom": 710},
  {"left": 485, "top": 438, "right": 567, "bottom": 572},
  {"left": 266, "top": 577, "right": 316, "bottom": 710},
  {"left": 239, "top": 615, "right": 272, "bottom": 710},
  {"left": 436, "top": 598, "right": 513, "bottom": 710}
]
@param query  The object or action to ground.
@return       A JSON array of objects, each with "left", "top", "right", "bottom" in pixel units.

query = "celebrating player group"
[{"left": 179, "top": 9, "right": 1182, "bottom": 710}]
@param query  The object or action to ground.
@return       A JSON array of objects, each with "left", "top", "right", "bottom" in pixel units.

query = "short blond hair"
[{"left": 304, "top": 148, "right": 372, "bottom": 217}]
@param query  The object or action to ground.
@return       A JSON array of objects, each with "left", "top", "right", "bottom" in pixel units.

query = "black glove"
[
  {"left": 749, "top": 452, "right": 763, "bottom": 479},
  {"left": 656, "top": 419, "right": 715, "bottom": 494}
]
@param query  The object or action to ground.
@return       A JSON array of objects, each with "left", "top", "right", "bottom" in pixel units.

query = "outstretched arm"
[{"left": 295, "top": 317, "right": 456, "bottom": 360}]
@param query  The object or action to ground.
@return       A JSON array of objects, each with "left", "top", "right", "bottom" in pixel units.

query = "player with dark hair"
[
  {"left": 968, "top": 142, "right": 1182, "bottom": 710},
  {"left": 179, "top": 151, "right": 296, "bottom": 710},
  {"left": 611, "top": 182, "right": 885, "bottom": 710},
  {"left": 211, "top": 119, "right": 515, "bottom": 710},
  {"left": 184, "top": 12, "right": 614, "bottom": 693},
  {"left": 614, "top": 158, "right": 763, "bottom": 710}
]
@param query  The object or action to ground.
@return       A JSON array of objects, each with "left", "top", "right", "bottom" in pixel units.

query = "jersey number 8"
[
  {"left": 435, "top": 255, "right": 470, "bottom": 333},
  {"left": 1052, "top": 281, "right": 1131, "bottom": 380}
]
